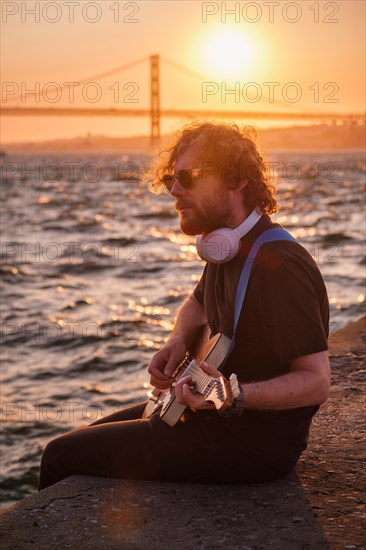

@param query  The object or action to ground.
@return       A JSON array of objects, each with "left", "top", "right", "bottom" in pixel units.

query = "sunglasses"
[{"left": 160, "top": 168, "right": 202, "bottom": 193}]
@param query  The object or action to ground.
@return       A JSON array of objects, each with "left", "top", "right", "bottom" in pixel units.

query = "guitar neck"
[{"left": 181, "top": 360, "right": 214, "bottom": 395}]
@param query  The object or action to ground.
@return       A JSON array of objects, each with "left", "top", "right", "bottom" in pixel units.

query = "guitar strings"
[
  {"left": 176, "top": 356, "right": 223, "bottom": 395},
  {"left": 182, "top": 362, "right": 214, "bottom": 393},
  {"left": 149, "top": 351, "right": 227, "bottom": 418}
]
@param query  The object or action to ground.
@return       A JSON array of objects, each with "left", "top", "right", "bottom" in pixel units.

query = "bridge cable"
[{"left": 3, "top": 56, "right": 148, "bottom": 104}]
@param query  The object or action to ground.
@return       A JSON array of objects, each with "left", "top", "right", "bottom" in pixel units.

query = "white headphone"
[{"left": 196, "top": 208, "right": 262, "bottom": 264}]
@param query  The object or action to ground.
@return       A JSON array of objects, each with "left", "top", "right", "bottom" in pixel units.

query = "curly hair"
[{"left": 147, "top": 121, "right": 278, "bottom": 215}]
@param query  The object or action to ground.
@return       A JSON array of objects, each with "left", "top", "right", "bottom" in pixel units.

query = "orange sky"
[{"left": 1, "top": 0, "right": 365, "bottom": 143}]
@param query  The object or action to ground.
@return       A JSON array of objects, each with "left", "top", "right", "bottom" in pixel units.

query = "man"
[{"left": 39, "top": 122, "right": 330, "bottom": 489}]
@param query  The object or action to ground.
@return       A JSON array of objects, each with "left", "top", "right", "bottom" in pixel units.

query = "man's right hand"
[{"left": 147, "top": 334, "right": 187, "bottom": 389}]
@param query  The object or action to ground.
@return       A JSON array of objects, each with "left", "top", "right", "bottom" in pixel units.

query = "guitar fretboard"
[{"left": 180, "top": 359, "right": 214, "bottom": 395}]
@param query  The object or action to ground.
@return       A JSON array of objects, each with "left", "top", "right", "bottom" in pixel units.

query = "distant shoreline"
[
  {"left": 2, "top": 148, "right": 365, "bottom": 157},
  {"left": 2, "top": 122, "right": 365, "bottom": 154}
]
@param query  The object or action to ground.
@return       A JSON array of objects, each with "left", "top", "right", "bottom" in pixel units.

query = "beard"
[{"left": 176, "top": 191, "right": 232, "bottom": 236}]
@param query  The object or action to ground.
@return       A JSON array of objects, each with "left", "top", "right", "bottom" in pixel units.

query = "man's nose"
[{"left": 170, "top": 178, "right": 186, "bottom": 197}]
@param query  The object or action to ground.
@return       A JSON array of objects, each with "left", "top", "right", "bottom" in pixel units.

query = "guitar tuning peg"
[{"left": 229, "top": 373, "right": 240, "bottom": 399}]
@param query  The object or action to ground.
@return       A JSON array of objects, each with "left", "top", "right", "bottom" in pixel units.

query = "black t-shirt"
[{"left": 193, "top": 214, "right": 329, "bottom": 463}]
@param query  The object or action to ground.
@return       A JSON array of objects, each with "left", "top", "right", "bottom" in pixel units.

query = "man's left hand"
[{"left": 174, "top": 361, "right": 222, "bottom": 411}]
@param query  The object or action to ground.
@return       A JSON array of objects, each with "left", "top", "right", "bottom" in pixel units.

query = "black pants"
[{"left": 38, "top": 401, "right": 295, "bottom": 490}]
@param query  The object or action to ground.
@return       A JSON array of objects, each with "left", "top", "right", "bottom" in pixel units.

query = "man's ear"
[
  {"left": 238, "top": 178, "right": 248, "bottom": 191},
  {"left": 228, "top": 176, "right": 248, "bottom": 191}
]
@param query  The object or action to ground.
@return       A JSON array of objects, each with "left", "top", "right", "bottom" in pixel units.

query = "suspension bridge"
[{"left": 1, "top": 54, "right": 363, "bottom": 145}]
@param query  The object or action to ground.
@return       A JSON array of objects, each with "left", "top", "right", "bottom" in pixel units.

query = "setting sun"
[{"left": 201, "top": 29, "right": 258, "bottom": 79}]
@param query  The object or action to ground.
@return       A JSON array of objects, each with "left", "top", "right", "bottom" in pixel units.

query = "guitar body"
[{"left": 143, "top": 325, "right": 231, "bottom": 427}]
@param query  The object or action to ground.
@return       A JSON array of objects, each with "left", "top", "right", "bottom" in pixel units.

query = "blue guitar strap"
[{"left": 219, "top": 228, "right": 297, "bottom": 371}]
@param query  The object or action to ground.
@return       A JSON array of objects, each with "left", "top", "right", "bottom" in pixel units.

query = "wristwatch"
[{"left": 233, "top": 384, "right": 245, "bottom": 413}]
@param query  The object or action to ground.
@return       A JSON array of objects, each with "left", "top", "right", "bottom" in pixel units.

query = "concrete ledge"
[
  {"left": 0, "top": 474, "right": 328, "bottom": 550},
  {"left": 328, "top": 315, "right": 365, "bottom": 356}
]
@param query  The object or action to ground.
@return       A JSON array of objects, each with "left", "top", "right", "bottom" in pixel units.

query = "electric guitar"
[{"left": 143, "top": 325, "right": 233, "bottom": 427}]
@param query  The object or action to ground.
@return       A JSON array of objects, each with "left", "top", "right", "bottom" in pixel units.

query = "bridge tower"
[{"left": 150, "top": 54, "right": 160, "bottom": 146}]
